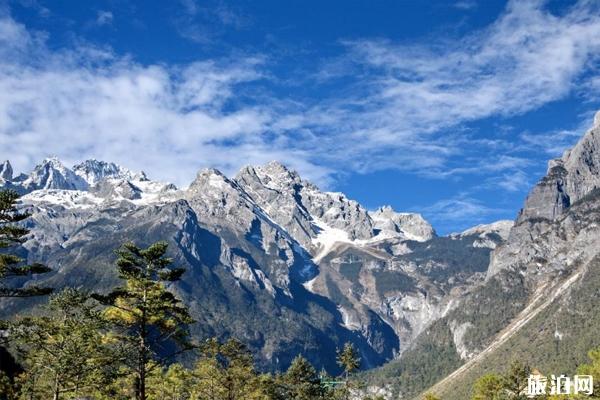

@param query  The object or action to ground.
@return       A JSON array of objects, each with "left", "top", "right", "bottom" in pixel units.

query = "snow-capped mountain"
[
  {"left": 21, "top": 157, "right": 88, "bottom": 192},
  {"left": 73, "top": 159, "right": 139, "bottom": 186},
  {"left": 1, "top": 158, "right": 179, "bottom": 207},
  {"left": 0, "top": 156, "right": 508, "bottom": 372},
  {"left": 0, "top": 160, "right": 12, "bottom": 181},
  {"left": 371, "top": 205, "right": 436, "bottom": 242}
]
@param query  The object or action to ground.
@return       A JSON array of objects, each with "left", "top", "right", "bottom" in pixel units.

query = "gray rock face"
[
  {"left": 371, "top": 206, "right": 436, "bottom": 241},
  {"left": 235, "top": 161, "right": 374, "bottom": 248},
  {"left": 22, "top": 157, "right": 89, "bottom": 192},
  {"left": 73, "top": 159, "right": 136, "bottom": 185},
  {"left": 91, "top": 179, "right": 142, "bottom": 200},
  {"left": 0, "top": 160, "right": 12, "bottom": 181},
  {"left": 490, "top": 112, "right": 600, "bottom": 278},
  {"left": 518, "top": 115, "right": 600, "bottom": 223}
]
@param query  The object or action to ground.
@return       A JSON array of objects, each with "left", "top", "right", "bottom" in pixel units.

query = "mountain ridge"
[
  {"left": 0, "top": 155, "right": 506, "bottom": 374},
  {"left": 356, "top": 111, "right": 600, "bottom": 399}
]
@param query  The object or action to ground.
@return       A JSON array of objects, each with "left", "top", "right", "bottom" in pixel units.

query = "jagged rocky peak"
[
  {"left": 370, "top": 205, "right": 436, "bottom": 242},
  {"left": 189, "top": 167, "right": 234, "bottom": 191},
  {"left": 0, "top": 157, "right": 178, "bottom": 207},
  {"left": 0, "top": 160, "right": 12, "bottom": 181},
  {"left": 23, "top": 157, "right": 88, "bottom": 191},
  {"left": 185, "top": 167, "right": 291, "bottom": 241},
  {"left": 458, "top": 220, "right": 513, "bottom": 240},
  {"left": 235, "top": 161, "right": 374, "bottom": 246},
  {"left": 73, "top": 159, "right": 139, "bottom": 185},
  {"left": 488, "top": 111, "right": 600, "bottom": 279},
  {"left": 187, "top": 168, "right": 251, "bottom": 210},
  {"left": 518, "top": 111, "right": 600, "bottom": 222},
  {"left": 247, "top": 160, "right": 307, "bottom": 191},
  {"left": 455, "top": 220, "right": 514, "bottom": 249}
]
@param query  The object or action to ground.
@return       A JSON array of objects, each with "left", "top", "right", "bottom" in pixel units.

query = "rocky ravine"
[{"left": 0, "top": 157, "right": 509, "bottom": 372}]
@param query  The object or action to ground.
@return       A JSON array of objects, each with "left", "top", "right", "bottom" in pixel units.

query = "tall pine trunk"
[
  {"left": 138, "top": 287, "right": 148, "bottom": 400},
  {"left": 52, "top": 372, "right": 60, "bottom": 400}
]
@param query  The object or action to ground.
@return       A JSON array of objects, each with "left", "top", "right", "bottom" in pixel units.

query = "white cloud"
[
  {"left": 96, "top": 10, "right": 113, "bottom": 26},
  {"left": 1, "top": 0, "right": 600, "bottom": 200},
  {"left": 0, "top": 14, "right": 315, "bottom": 186},
  {"left": 303, "top": 0, "right": 600, "bottom": 174}
]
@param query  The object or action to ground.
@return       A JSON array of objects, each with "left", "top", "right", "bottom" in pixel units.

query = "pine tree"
[
  {"left": 471, "top": 373, "right": 504, "bottom": 400},
  {"left": 11, "top": 288, "right": 117, "bottom": 400},
  {"left": 93, "top": 241, "right": 193, "bottom": 400},
  {"left": 281, "top": 355, "right": 323, "bottom": 400},
  {"left": 0, "top": 189, "right": 51, "bottom": 298},
  {"left": 147, "top": 362, "right": 192, "bottom": 400},
  {"left": 0, "top": 189, "right": 52, "bottom": 398},
  {"left": 577, "top": 347, "right": 600, "bottom": 398},
  {"left": 190, "top": 338, "right": 269, "bottom": 400},
  {"left": 502, "top": 360, "right": 531, "bottom": 400},
  {"left": 337, "top": 342, "right": 361, "bottom": 380}
]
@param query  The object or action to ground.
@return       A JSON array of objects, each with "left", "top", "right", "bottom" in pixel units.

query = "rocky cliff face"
[
  {"left": 0, "top": 160, "right": 12, "bottom": 181},
  {"left": 516, "top": 111, "right": 600, "bottom": 223},
  {"left": 360, "top": 112, "right": 600, "bottom": 400},
  {"left": 489, "top": 112, "right": 600, "bottom": 279},
  {"left": 371, "top": 206, "right": 436, "bottom": 242},
  {"left": 235, "top": 161, "right": 375, "bottom": 249}
]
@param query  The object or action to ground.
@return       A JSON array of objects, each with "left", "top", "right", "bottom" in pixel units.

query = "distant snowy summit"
[
  {"left": 0, "top": 158, "right": 178, "bottom": 207},
  {"left": 1, "top": 157, "right": 441, "bottom": 252}
]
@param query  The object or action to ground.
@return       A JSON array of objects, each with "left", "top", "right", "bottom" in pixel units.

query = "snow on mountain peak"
[
  {"left": 452, "top": 220, "right": 514, "bottom": 249},
  {"left": 459, "top": 220, "right": 513, "bottom": 239},
  {"left": 73, "top": 159, "right": 136, "bottom": 185},
  {"left": 0, "top": 157, "right": 178, "bottom": 209},
  {"left": 370, "top": 206, "right": 435, "bottom": 242},
  {"left": 0, "top": 160, "right": 12, "bottom": 181},
  {"left": 23, "top": 157, "right": 88, "bottom": 191}
]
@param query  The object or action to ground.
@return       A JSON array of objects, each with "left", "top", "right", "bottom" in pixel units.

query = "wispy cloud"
[
  {"left": 418, "top": 195, "right": 506, "bottom": 233},
  {"left": 95, "top": 10, "right": 113, "bottom": 26},
  {"left": 305, "top": 0, "right": 600, "bottom": 172},
  {"left": 453, "top": 0, "right": 478, "bottom": 11},
  {"left": 485, "top": 170, "right": 532, "bottom": 193},
  {"left": 174, "top": 0, "right": 249, "bottom": 44},
  {"left": 1, "top": 0, "right": 600, "bottom": 210}
]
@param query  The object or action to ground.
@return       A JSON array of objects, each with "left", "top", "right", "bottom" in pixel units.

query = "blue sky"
[{"left": 1, "top": 0, "right": 600, "bottom": 233}]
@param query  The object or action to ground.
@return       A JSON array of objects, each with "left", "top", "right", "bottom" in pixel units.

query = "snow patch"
[
  {"left": 303, "top": 276, "right": 317, "bottom": 292},
  {"left": 22, "top": 189, "right": 104, "bottom": 209},
  {"left": 450, "top": 321, "right": 474, "bottom": 360},
  {"left": 311, "top": 217, "right": 353, "bottom": 263},
  {"left": 338, "top": 306, "right": 361, "bottom": 331}
]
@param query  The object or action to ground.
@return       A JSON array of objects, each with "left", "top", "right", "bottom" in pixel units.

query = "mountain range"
[
  {"left": 1, "top": 110, "right": 599, "bottom": 399},
  {"left": 0, "top": 153, "right": 507, "bottom": 374}
]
